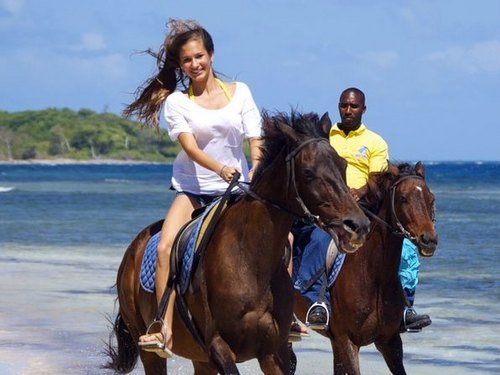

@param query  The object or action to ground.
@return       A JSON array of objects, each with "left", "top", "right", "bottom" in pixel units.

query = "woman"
[{"left": 123, "top": 19, "right": 263, "bottom": 358}]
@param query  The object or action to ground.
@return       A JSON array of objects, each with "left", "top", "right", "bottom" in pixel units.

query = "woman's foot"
[
  {"left": 288, "top": 317, "right": 309, "bottom": 342},
  {"left": 138, "top": 332, "right": 173, "bottom": 359}
]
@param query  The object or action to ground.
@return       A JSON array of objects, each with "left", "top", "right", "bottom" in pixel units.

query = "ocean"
[{"left": 0, "top": 162, "right": 498, "bottom": 374}]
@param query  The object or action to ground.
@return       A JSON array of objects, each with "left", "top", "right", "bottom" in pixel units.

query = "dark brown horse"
[
  {"left": 293, "top": 162, "right": 438, "bottom": 375},
  {"left": 105, "top": 111, "right": 370, "bottom": 375}
]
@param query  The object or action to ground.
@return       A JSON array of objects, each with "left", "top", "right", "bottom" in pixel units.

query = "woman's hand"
[{"left": 219, "top": 165, "right": 240, "bottom": 182}]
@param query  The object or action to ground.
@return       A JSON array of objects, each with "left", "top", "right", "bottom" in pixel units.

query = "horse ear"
[
  {"left": 415, "top": 161, "right": 425, "bottom": 178},
  {"left": 276, "top": 119, "right": 301, "bottom": 144},
  {"left": 387, "top": 161, "right": 399, "bottom": 176},
  {"left": 319, "top": 112, "right": 332, "bottom": 138}
]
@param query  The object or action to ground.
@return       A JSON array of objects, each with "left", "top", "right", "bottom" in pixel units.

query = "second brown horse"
[
  {"left": 293, "top": 162, "right": 438, "bottom": 375},
  {"left": 106, "top": 111, "right": 370, "bottom": 375}
]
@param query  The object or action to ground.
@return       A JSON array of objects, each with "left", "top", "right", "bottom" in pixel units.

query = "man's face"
[{"left": 338, "top": 91, "right": 366, "bottom": 131}]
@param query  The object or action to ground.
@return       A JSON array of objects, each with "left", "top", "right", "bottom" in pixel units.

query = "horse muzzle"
[
  {"left": 415, "top": 232, "right": 438, "bottom": 257},
  {"left": 321, "top": 217, "right": 369, "bottom": 254}
]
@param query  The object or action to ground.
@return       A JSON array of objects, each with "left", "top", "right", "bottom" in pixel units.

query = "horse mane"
[
  {"left": 361, "top": 162, "right": 422, "bottom": 212},
  {"left": 250, "top": 110, "right": 325, "bottom": 187}
]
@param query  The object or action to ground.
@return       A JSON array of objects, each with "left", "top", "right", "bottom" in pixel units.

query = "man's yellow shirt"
[{"left": 329, "top": 123, "right": 389, "bottom": 189}]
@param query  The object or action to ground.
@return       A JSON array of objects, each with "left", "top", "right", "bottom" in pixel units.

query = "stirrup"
[
  {"left": 305, "top": 301, "right": 329, "bottom": 330},
  {"left": 138, "top": 318, "right": 172, "bottom": 358},
  {"left": 403, "top": 307, "right": 422, "bottom": 333},
  {"left": 144, "top": 318, "right": 166, "bottom": 337}
]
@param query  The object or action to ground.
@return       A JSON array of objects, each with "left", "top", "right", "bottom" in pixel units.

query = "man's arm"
[
  {"left": 369, "top": 135, "right": 389, "bottom": 173},
  {"left": 351, "top": 136, "right": 388, "bottom": 201}
]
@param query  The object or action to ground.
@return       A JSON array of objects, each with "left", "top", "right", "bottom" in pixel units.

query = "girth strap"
[{"left": 191, "top": 172, "right": 241, "bottom": 291}]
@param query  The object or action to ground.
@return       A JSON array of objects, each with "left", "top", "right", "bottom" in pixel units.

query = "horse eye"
[
  {"left": 399, "top": 196, "right": 409, "bottom": 204},
  {"left": 303, "top": 168, "right": 316, "bottom": 182}
]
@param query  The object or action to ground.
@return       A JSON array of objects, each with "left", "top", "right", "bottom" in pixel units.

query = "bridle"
[
  {"left": 360, "top": 174, "right": 436, "bottom": 241},
  {"left": 238, "top": 137, "right": 343, "bottom": 227}
]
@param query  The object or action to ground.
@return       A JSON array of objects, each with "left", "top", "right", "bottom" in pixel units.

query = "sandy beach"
[{"left": 0, "top": 245, "right": 497, "bottom": 375}]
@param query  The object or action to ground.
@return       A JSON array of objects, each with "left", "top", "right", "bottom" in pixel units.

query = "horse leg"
[
  {"left": 138, "top": 351, "right": 167, "bottom": 375},
  {"left": 207, "top": 335, "right": 240, "bottom": 374},
  {"left": 331, "top": 337, "right": 361, "bottom": 375},
  {"left": 257, "top": 340, "right": 291, "bottom": 375},
  {"left": 375, "top": 334, "right": 406, "bottom": 375},
  {"left": 192, "top": 360, "right": 218, "bottom": 375},
  {"left": 289, "top": 343, "right": 297, "bottom": 375}
]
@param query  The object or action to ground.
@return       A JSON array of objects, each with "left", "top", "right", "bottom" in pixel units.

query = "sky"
[{"left": 1, "top": 0, "right": 499, "bottom": 161}]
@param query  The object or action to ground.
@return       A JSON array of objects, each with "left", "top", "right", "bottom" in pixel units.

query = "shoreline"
[
  {"left": 1, "top": 159, "right": 498, "bottom": 166},
  {"left": 0, "top": 158, "right": 166, "bottom": 165}
]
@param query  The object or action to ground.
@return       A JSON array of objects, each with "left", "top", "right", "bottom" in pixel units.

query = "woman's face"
[{"left": 179, "top": 38, "right": 213, "bottom": 83}]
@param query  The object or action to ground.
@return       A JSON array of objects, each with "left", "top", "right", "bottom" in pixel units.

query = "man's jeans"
[
  {"left": 293, "top": 224, "right": 420, "bottom": 309},
  {"left": 292, "top": 223, "right": 332, "bottom": 309}
]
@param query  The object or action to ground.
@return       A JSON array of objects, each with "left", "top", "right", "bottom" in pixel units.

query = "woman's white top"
[{"left": 164, "top": 82, "right": 262, "bottom": 195}]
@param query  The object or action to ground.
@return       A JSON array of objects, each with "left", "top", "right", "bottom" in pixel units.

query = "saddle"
[
  {"left": 139, "top": 193, "right": 240, "bottom": 296},
  {"left": 173, "top": 196, "right": 234, "bottom": 295}
]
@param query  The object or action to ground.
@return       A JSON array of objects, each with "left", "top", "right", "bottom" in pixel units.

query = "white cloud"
[
  {"left": 363, "top": 50, "right": 400, "bottom": 68},
  {"left": 71, "top": 32, "right": 107, "bottom": 52},
  {"left": 0, "top": 47, "right": 128, "bottom": 88},
  {"left": 426, "top": 40, "right": 500, "bottom": 73},
  {"left": 0, "top": 0, "right": 24, "bottom": 15},
  {"left": 398, "top": 6, "right": 419, "bottom": 30},
  {"left": 75, "top": 53, "right": 128, "bottom": 81}
]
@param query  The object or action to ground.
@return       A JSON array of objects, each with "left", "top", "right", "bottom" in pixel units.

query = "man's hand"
[{"left": 350, "top": 186, "right": 368, "bottom": 201}]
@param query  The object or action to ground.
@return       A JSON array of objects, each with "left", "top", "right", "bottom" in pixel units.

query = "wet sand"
[{"left": 0, "top": 246, "right": 497, "bottom": 374}]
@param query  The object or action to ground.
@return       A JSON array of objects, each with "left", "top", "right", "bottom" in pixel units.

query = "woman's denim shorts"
[{"left": 176, "top": 190, "right": 220, "bottom": 207}]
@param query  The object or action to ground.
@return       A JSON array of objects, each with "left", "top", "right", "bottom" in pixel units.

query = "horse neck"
[
  {"left": 246, "top": 149, "right": 298, "bottom": 256},
  {"left": 367, "top": 192, "right": 405, "bottom": 277},
  {"left": 252, "top": 148, "right": 302, "bottom": 222}
]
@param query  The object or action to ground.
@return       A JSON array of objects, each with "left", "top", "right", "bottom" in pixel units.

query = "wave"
[
  {"left": 0, "top": 186, "right": 14, "bottom": 192},
  {"left": 104, "top": 178, "right": 134, "bottom": 184}
]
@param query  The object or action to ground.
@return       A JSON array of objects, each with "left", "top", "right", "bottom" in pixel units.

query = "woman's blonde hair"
[{"left": 123, "top": 19, "right": 215, "bottom": 129}]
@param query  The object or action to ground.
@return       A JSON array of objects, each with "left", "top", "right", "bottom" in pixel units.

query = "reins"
[
  {"left": 238, "top": 137, "right": 343, "bottom": 227},
  {"left": 360, "top": 174, "right": 428, "bottom": 241},
  {"left": 285, "top": 138, "right": 331, "bottom": 225}
]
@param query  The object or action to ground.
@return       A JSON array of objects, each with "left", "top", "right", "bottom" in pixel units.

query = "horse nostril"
[
  {"left": 342, "top": 220, "right": 356, "bottom": 234},
  {"left": 421, "top": 233, "right": 438, "bottom": 247},
  {"left": 343, "top": 217, "right": 370, "bottom": 237}
]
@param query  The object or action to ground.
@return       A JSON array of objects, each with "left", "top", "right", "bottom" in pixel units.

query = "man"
[{"left": 295, "top": 87, "right": 431, "bottom": 332}]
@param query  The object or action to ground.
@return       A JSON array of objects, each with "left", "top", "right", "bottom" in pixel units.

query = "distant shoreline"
[
  {"left": 0, "top": 159, "right": 498, "bottom": 166},
  {"left": 0, "top": 158, "right": 166, "bottom": 165}
]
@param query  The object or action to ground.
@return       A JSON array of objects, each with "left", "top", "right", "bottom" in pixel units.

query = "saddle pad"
[
  {"left": 327, "top": 251, "right": 346, "bottom": 288},
  {"left": 140, "top": 231, "right": 161, "bottom": 293},
  {"left": 139, "top": 198, "right": 222, "bottom": 294}
]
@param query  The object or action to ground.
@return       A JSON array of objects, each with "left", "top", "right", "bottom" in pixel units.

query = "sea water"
[{"left": 0, "top": 162, "right": 498, "bottom": 374}]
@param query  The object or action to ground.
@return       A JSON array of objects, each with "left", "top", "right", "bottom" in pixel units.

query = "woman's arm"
[
  {"left": 247, "top": 136, "right": 262, "bottom": 181},
  {"left": 177, "top": 132, "right": 237, "bottom": 182}
]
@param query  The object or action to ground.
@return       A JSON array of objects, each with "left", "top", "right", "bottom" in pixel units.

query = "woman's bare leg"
[{"left": 140, "top": 194, "right": 198, "bottom": 350}]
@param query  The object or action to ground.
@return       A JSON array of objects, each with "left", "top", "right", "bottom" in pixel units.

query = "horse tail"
[{"left": 103, "top": 312, "right": 138, "bottom": 374}]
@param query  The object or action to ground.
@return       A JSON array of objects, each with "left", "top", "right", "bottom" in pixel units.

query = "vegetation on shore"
[{"left": 0, "top": 108, "right": 180, "bottom": 162}]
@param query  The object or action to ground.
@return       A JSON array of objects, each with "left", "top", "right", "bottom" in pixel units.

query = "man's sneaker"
[
  {"left": 401, "top": 307, "right": 432, "bottom": 332},
  {"left": 305, "top": 302, "right": 329, "bottom": 330}
]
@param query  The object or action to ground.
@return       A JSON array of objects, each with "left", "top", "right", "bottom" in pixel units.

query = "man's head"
[{"left": 338, "top": 87, "right": 366, "bottom": 134}]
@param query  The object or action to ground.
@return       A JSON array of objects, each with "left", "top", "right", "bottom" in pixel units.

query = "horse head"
[
  {"left": 366, "top": 162, "right": 438, "bottom": 257},
  {"left": 255, "top": 110, "right": 370, "bottom": 253}
]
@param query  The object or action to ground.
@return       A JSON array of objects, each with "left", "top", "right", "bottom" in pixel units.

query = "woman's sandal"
[
  {"left": 138, "top": 321, "right": 173, "bottom": 359},
  {"left": 288, "top": 316, "right": 309, "bottom": 342}
]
